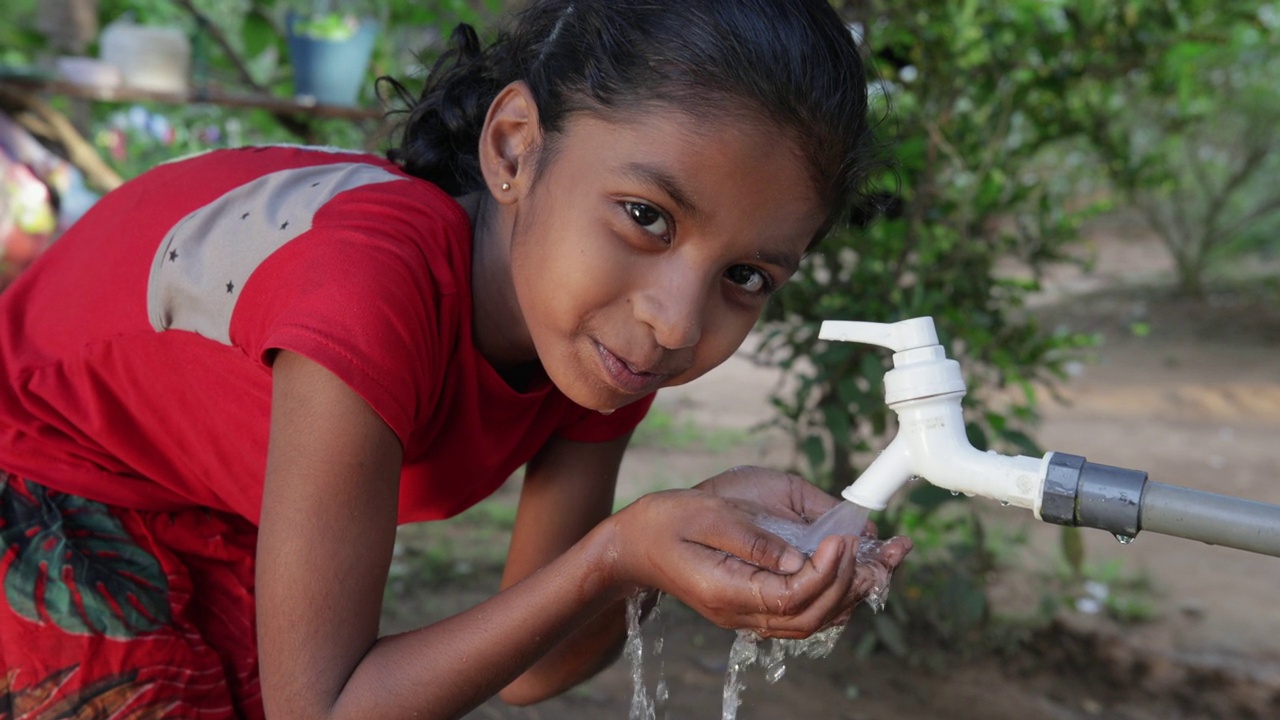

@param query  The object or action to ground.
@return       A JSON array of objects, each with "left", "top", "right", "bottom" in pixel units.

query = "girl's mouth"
[{"left": 593, "top": 341, "right": 669, "bottom": 395}]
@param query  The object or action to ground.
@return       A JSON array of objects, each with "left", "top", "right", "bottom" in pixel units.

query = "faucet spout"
[
  {"left": 819, "top": 315, "right": 1280, "bottom": 559},
  {"left": 839, "top": 393, "right": 1049, "bottom": 514},
  {"left": 839, "top": 434, "right": 912, "bottom": 511}
]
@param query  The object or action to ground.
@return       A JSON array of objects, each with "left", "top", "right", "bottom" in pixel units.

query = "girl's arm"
[
  {"left": 497, "top": 432, "right": 634, "bottom": 704},
  {"left": 257, "top": 351, "right": 901, "bottom": 720},
  {"left": 258, "top": 350, "right": 618, "bottom": 719}
]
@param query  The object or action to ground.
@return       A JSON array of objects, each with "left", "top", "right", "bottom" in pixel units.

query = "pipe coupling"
[
  {"left": 1041, "top": 452, "right": 1085, "bottom": 526},
  {"left": 1078, "top": 462, "right": 1147, "bottom": 538}
]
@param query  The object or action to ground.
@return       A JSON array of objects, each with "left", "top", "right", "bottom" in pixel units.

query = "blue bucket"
[{"left": 287, "top": 17, "right": 378, "bottom": 108}]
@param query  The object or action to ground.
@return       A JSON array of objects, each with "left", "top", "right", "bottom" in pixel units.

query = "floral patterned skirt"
[{"left": 0, "top": 472, "right": 263, "bottom": 719}]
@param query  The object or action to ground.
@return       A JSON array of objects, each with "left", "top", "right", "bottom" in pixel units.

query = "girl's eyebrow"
[
  {"left": 621, "top": 161, "right": 802, "bottom": 273},
  {"left": 620, "top": 162, "right": 702, "bottom": 220},
  {"left": 755, "top": 248, "right": 801, "bottom": 275}
]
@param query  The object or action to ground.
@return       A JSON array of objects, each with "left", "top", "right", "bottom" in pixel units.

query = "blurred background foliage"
[
  {"left": 762, "top": 0, "right": 1279, "bottom": 655},
  {"left": 2, "top": 0, "right": 1277, "bottom": 656},
  {"left": 0, "top": 0, "right": 506, "bottom": 180}
]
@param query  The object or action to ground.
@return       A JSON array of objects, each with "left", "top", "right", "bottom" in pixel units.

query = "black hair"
[{"left": 382, "top": 0, "right": 880, "bottom": 237}]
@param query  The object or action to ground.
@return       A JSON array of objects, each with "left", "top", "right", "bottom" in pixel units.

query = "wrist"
[{"left": 579, "top": 505, "right": 642, "bottom": 603}]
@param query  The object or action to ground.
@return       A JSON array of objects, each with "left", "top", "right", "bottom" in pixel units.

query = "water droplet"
[
  {"left": 999, "top": 500, "right": 1010, "bottom": 507},
  {"left": 950, "top": 490, "right": 960, "bottom": 496},
  {"left": 1114, "top": 533, "right": 1135, "bottom": 545}
]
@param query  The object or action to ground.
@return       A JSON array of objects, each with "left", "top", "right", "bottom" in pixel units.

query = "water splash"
[
  {"left": 761, "top": 639, "right": 786, "bottom": 684},
  {"left": 626, "top": 590, "right": 662, "bottom": 720},
  {"left": 721, "top": 630, "right": 760, "bottom": 720},
  {"left": 755, "top": 502, "right": 870, "bottom": 556},
  {"left": 754, "top": 503, "right": 895, "bottom": 612},
  {"left": 627, "top": 504, "right": 901, "bottom": 720},
  {"left": 722, "top": 627, "right": 847, "bottom": 720},
  {"left": 720, "top": 506, "right": 901, "bottom": 719}
]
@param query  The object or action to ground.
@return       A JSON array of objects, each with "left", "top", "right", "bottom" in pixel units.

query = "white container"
[
  {"left": 99, "top": 19, "right": 190, "bottom": 94},
  {"left": 55, "top": 56, "right": 123, "bottom": 89}
]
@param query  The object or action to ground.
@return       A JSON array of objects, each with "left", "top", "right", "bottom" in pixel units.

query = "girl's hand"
[
  {"left": 603, "top": 466, "right": 912, "bottom": 639},
  {"left": 696, "top": 464, "right": 845, "bottom": 524},
  {"left": 698, "top": 465, "right": 912, "bottom": 620}
]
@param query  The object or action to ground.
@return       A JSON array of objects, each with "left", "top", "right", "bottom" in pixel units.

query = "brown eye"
[
  {"left": 624, "top": 202, "right": 670, "bottom": 239},
  {"left": 726, "top": 265, "right": 771, "bottom": 295}
]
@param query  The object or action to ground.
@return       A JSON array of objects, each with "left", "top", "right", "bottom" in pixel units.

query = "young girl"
[{"left": 0, "top": 0, "right": 911, "bottom": 717}]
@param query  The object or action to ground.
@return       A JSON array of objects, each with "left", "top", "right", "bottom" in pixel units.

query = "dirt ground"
[{"left": 382, "top": 217, "right": 1280, "bottom": 719}]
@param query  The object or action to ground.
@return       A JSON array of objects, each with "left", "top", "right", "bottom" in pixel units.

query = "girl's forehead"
[
  {"left": 552, "top": 109, "right": 824, "bottom": 231},
  {"left": 558, "top": 108, "right": 808, "bottom": 189}
]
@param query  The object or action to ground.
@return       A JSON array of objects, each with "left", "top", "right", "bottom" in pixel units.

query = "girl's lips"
[{"left": 594, "top": 341, "right": 668, "bottom": 395}]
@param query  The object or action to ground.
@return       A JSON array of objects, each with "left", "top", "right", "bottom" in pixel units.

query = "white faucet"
[
  {"left": 820, "top": 317, "right": 1051, "bottom": 515},
  {"left": 821, "top": 317, "right": 1280, "bottom": 558}
]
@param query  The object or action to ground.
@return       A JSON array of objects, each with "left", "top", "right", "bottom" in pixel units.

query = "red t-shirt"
[{"left": 0, "top": 146, "right": 652, "bottom": 525}]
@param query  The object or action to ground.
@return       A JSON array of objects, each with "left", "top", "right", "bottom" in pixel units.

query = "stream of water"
[
  {"left": 626, "top": 590, "right": 665, "bottom": 720},
  {"left": 626, "top": 502, "right": 898, "bottom": 719}
]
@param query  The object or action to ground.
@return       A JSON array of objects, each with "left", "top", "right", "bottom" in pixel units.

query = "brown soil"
[{"left": 383, "top": 217, "right": 1280, "bottom": 719}]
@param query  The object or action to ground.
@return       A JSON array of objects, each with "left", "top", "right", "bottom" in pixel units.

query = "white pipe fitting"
[
  {"left": 839, "top": 392, "right": 1049, "bottom": 513},
  {"left": 821, "top": 317, "right": 1051, "bottom": 515}
]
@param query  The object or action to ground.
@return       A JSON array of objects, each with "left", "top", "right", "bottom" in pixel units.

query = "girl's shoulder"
[{"left": 142, "top": 143, "right": 472, "bottom": 291}]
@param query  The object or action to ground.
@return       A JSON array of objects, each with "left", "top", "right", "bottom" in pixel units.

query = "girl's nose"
[{"left": 633, "top": 267, "right": 705, "bottom": 351}]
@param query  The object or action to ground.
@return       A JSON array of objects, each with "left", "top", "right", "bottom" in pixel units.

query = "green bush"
[
  {"left": 758, "top": 0, "right": 1109, "bottom": 651},
  {"left": 763, "top": 1, "right": 1099, "bottom": 493}
]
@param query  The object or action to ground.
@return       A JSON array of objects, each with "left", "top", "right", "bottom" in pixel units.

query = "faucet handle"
[
  {"left": 820, "top": 316, "right": 966, "bottom": 405},
  {"left": 819, "top": 317, "right": 940, "bottom": 352}
]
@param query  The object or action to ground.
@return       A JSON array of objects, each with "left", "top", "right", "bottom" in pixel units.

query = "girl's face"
[{"left": 506, "top": 109, "right": 825, "bottom": 413}]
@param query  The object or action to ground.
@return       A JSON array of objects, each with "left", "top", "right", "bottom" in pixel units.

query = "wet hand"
[
  {"left": 700, "top": 466, "right": 912, "bottom": 628},
  {"left": 696, "top": 465, "right": 846, "bottom": 527},
  {"left": 603, "top": 467, "right": 912, "bottom": 639}
]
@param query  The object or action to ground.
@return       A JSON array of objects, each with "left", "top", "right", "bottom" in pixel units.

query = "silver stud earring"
[{"left": 500, "top": 182, "right": 511, "bottom": 192}]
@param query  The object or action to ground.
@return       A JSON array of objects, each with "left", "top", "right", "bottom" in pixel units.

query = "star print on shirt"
[{"left": 147, "top": 161, "right": 407, "bottom": 344}]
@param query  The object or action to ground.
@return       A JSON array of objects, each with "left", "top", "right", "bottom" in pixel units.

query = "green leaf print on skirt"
[{"left": 0, "top": 474, "right": 171, "bottom": 637}]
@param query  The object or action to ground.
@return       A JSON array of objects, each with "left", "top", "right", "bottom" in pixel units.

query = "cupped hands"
[{"left": 600, "top": 466, "right": 912, "bottom": 639}]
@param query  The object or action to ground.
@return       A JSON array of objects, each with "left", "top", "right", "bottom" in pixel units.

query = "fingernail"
[{"left": 779, "top": 548, "right": 805, "bottom": 574}]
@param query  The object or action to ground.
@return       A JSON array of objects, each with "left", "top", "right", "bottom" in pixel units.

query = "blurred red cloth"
[{"left": 0, "top": 472, "right": 263, "bottom": 719}]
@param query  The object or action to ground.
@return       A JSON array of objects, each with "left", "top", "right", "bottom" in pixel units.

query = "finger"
[
  {"left": 786, "top": 476, "right": 842, "bottom": 520},
  {"left": 808, "top": 532, "right": 848, "bottom": 574},
  {"left": 703, "top": 468, "right": 831, "bottom": 522},
  {"left": 844, "top": 539, "right": 906, "bottom": 606},
  {"left": 700, "top": 536, "right": 846, "bottom": 631},
  {"left": 729, "top": 534, "right": 855, "bottom": 633},
  {"left": 755, "top": 535, "right": 862, "bottom": 638},
  {"left": 690, "top": 508, "right": 807, "bottom": 575},
  {"left": 864, "top": 535, "right": 914, "bottom": 566}
]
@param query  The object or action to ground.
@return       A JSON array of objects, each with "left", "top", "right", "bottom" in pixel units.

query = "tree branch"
[
  {"left": 0, "top": 84, "right": 123, "bottom": 192},
  {"left": 1216, "top": 192, "right": 1280, "bottom": 243},
  {"left": 171, "top": 0, "right": 264, "bottom": 92},
  {"left": 169, "top": 0, "right": 315, "bottom": 140}
]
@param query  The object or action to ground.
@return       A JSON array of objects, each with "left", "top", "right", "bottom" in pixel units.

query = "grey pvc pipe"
[{"left": 1140, "top": 481, "right": 1280, "bottom": 558}]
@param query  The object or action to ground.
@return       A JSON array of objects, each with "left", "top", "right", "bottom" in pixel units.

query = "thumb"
[{"left": 704, "top": 515, "right": 807, "bottom": 575}]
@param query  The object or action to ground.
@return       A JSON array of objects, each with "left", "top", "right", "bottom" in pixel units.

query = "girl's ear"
[{"left": 478, "top": 81, "right": 543, "bottom": 204}]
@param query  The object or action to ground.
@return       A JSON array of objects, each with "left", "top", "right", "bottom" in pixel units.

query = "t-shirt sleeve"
[
  {"left": 229, "top": 187, "right": 457, "bottom": 450},
  {"left": 555, "top": 391, "right": 656, "bottom": 443}
]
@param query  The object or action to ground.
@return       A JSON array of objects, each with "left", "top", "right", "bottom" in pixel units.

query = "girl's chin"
[{"left": 556, "top": 378, "right": 641, "bottom": 416}]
